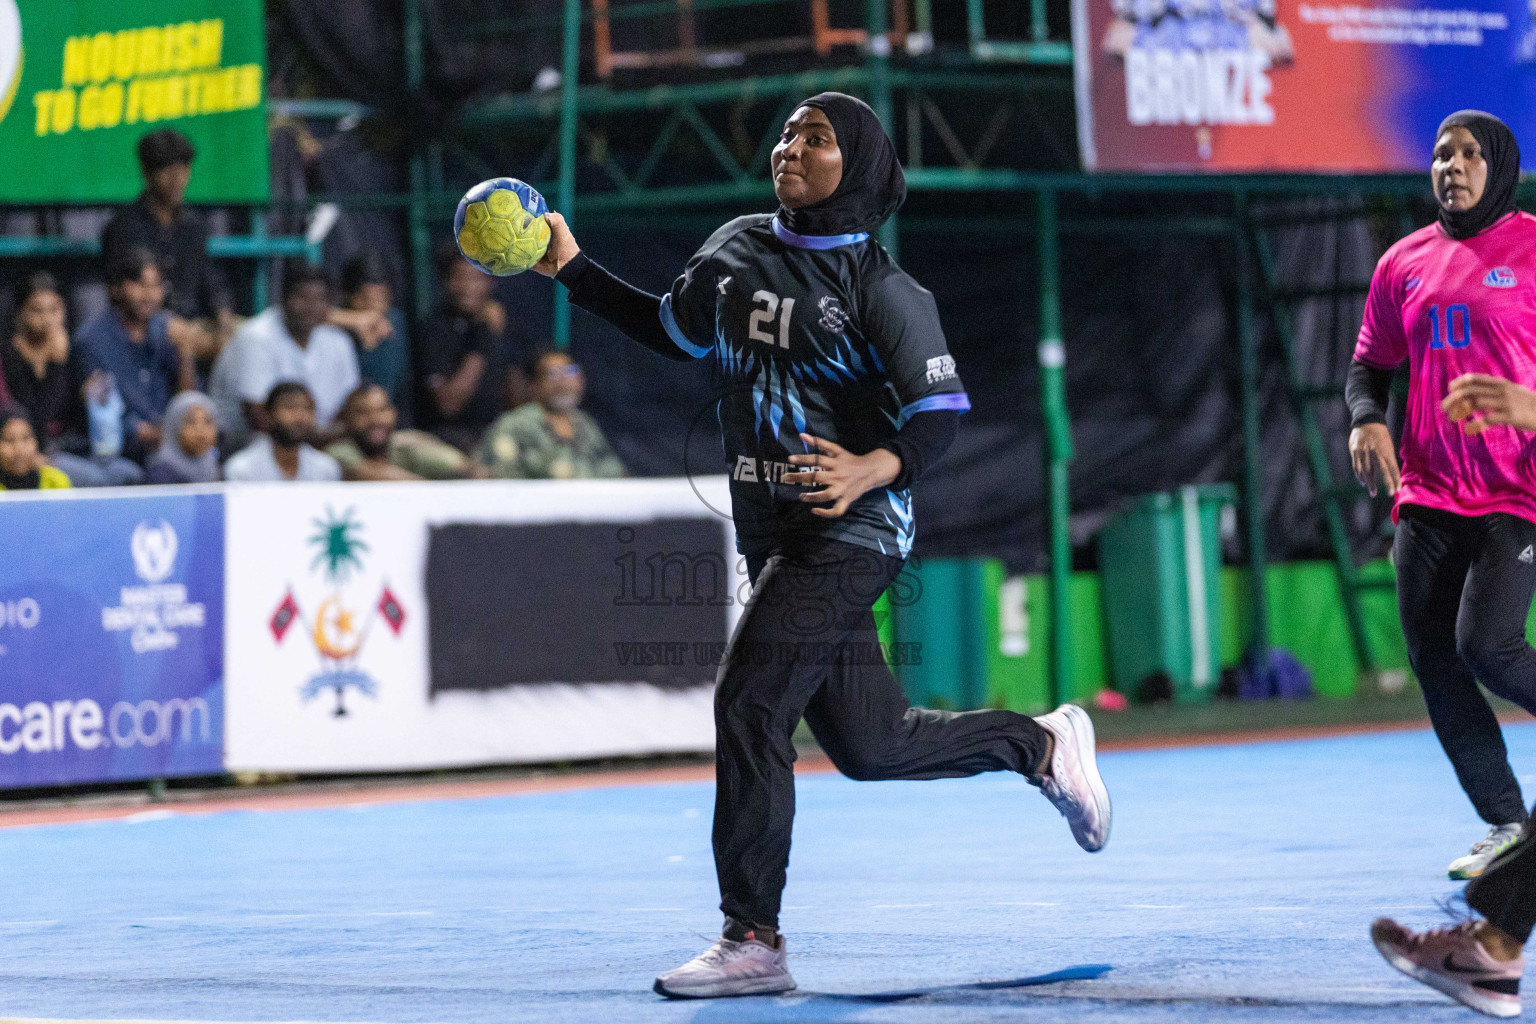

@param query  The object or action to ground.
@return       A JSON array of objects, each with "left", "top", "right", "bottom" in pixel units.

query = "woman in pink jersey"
[{"left": 1347, "top": 109, "right": 1536, "bottom": 884}]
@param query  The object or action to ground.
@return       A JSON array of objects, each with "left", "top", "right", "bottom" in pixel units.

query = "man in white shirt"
[
  {"left": 209, "top": 263, "right": 359, "bottom": 451},
  {"left": 223, "top": 381, "right": 342, "bottom": 482}
]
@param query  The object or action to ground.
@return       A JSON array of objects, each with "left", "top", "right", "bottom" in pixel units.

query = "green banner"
[{"left": 0, "top": 0, "right": 268, "bottom": 204}]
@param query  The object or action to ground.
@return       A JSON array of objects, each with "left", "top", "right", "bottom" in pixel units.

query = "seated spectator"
[
  {"left": 334, "top": 256, "right": 411, "bottom": 419},
  {"left": 75, "top": 248, "right": 196, "bottom": 464},
  {"left": 475, "top": 351, "right": 624, "bottom": 480},
  {"left": 223, "top": 382, "right": 342, "bottom": 483},
  {"left": 101, "top": 128, "right": 236, "bottom": 367},
  {"left": 2, "top": 272, "right": 139, "bottom": 487},
  {"left": 0, "top": 406, "right": 70, "bottom": 491},
  {"left": 209, "top": 262, "right": 359, "bottom": 452},
  {"left": 418, "top": 244, "right": 527, "bottom": 453},
  {"left": 145, "top": 392, "right": 220, "bottom": 485},
  {"left": 326, "top": 383, "right": 480, "bottom": 481}
]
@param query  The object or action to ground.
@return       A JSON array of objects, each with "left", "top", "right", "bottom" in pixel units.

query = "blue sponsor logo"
[{"left": 1485, "top": 266, "right": 1518, "bottom": 288}]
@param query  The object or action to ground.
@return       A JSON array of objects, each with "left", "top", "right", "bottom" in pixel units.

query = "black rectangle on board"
[{"left": 426, "top": 518, "right": 734, "bottom": 693}]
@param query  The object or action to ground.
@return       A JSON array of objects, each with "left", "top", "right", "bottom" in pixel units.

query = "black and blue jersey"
[{"left": 659, "top": 214, "right": 969, "bottom": 558}]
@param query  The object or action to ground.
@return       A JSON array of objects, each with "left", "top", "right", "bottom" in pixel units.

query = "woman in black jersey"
[{"left": 533, "top": 92, "right": 1112, "bottom": 999}]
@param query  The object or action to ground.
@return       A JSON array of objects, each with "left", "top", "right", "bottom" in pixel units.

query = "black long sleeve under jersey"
[{"left": 1345, "top": 358, "right": 1394, "bottom": 429}]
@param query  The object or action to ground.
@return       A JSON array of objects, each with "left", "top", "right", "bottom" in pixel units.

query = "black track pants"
[
  {"left": 1395, "top": 505, "right": 1536, "bottom": 826},
  {"left": 1469, "top": 816, "right": 1536, "bottom": 945},
  {"left": 713, "top": 537, "right": 1050, "bottom": 930}
]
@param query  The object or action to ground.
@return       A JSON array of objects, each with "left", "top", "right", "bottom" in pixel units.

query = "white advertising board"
[{"left": 223, "top": 477, "right": 740, "bottom": 773}]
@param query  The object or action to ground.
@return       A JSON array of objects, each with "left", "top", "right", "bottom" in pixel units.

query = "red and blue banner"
[
  {"left": 1071, "top": 0, "right": 1536, "bottom": 170},
  {"left": 0, "top": 492, "right": 224, "bottom": 788}
]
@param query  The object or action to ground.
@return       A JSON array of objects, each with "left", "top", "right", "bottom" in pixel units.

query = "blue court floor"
[{"left": 2, "top": 723, "right": 1534, "bottom": 1024}]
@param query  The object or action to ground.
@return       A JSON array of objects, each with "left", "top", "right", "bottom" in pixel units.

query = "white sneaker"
[
  {"left": 1033, "top": 703, "right": 1112, "bottom": 852},
  {"left": 653, "top": 933, "right": 796, "bottom": 999},
  {"left": 1449, "top": 823, "right": 1524, "bottom": 880}
]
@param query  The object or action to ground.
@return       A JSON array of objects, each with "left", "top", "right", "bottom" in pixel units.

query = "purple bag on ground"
[{"left": 1237, "top": 647, "right": 1314, "bottom": 700}]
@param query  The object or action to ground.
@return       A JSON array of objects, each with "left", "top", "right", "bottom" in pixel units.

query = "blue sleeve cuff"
[
  {"left": 659, "top": 295, "right": 711, "bottom": 359},
  {"left": 896, "top": 392, "right": 970, "bottom": 428}
]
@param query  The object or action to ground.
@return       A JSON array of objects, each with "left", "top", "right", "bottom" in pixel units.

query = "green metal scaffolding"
[{"left": 370, "top": 0, "right": 1473, "bottom": 699}]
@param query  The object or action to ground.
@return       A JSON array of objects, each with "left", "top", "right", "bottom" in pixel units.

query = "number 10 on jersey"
[
  {"left": 1428, "top": 304, "right": 1472, "bottom": 350},
  {"left": 749, "top": 291, "right": 796, "bottom": 348}
]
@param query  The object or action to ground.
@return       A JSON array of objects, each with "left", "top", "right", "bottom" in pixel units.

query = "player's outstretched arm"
[
  {"left": 530, "top": 211, "right": 693, "bottom": 362},
  {"left": 1443, "top": 373, "right": 1536, "bottom": 433}
]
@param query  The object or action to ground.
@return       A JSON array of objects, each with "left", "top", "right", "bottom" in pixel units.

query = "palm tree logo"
[
  {"left": 309, "top": 507, "right": 369, "bottom": 585},
  {"left": 270, "top": 506, "right": 406, "bottom": 717}
]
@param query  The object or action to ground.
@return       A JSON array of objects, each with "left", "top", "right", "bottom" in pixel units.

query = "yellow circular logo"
[{"left": 0, "top": 0, "right": 21, "bottom": 126}]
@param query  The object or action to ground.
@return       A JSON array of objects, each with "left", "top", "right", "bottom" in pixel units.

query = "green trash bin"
[
  {"left": 1098, "top": 484, "right": 1235, "bottom": 702},
  {"left": 889, "top": 557, "right": 990, "bottom": 710}
]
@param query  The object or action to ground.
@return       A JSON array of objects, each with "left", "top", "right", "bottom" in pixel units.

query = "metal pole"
[
  {"left": 913, "top": 0, "right": 932, "bottom": 40},
  {"left": 865, "top": 0, "right": 897, "bottom": 257},
  {"left": 404, "top": 0, "right": 433, "bottom": 319},
  {"left": 554, "top": 0, "right": 582, "bottom": 350},
  {"left": 1030, "top": 0, "right": 1049, "bottom": 41},
  {"left": 1037, "top": 188, "right": 1073, "bottom": 704},
  {"left": 966, "top": 0, "right": 985, "bottom": 48},
  {"left": 1233, "top": 191, "right": 1270, "bottom": 659},
  {"left": 251, "top": 210, "right": 269, "bottom": 311}
]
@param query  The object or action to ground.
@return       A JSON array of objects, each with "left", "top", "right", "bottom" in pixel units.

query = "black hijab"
[
  {"left": 0, "top": 405, "right": 40, "bottom": 491},
  {"left": 1436, "top": 110, "right": 1521, "bottom": 240},
  {"left": 775, "top": 92, "right": 906, "bottom": 238}
]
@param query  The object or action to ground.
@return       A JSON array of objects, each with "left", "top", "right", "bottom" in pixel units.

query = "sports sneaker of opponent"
[
  {"left": 1347, "top": 110, "right": 1536, "bottom": 880},
  {"left": 530, "top": 92, "right": 1111, "bottom": 999},
  {"left": 1373, "top": 371, "right": 1536, "bottom": 1018}
]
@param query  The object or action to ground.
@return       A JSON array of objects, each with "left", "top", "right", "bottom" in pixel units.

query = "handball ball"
[{"left": 454, "top": 177, "right": 551, "bottom": 277}]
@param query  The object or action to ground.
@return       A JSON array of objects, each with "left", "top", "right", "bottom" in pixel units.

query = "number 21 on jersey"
[
  {"left": 749, "top": 290, "right": 795, "bottom": 349},
  {"left": 1427, "top": 304, "right": 1472, "bottom": 350}
]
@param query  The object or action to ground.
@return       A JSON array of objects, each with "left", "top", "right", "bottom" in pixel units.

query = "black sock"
[{"left": 724, "top": 916, "right": 778, "bottom": 946}]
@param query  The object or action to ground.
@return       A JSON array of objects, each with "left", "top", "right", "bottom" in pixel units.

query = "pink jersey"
[{"left": 1355, "top": 211, "right": 1536, "bottom": 524}]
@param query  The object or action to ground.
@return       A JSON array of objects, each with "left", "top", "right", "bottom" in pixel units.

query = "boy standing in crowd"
[{"left": 102, "top": 128, "right": 237, "bottom": 366}]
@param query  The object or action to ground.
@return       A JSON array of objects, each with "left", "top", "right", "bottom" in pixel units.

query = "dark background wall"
[{"left": 260, "top": 1, "right": 1416, "bottom": 570}]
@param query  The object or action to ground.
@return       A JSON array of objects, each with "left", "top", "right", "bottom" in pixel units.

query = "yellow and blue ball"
[{"left": 453, "top": 177, "right": 551, "bottom": 277}]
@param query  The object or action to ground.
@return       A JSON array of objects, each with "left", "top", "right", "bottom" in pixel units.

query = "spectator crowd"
[{"left": 0, "top": 128, "right": 625, "bottom": 492}]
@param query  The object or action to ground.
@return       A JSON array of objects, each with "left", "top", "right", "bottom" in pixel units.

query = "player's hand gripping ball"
[{"left": 454, "top": 178, "right": 551, "bottom": 277}]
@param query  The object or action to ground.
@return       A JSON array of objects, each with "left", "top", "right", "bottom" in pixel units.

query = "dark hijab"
[
  {"left": 0, "top": 405, "right": 41, "bottom": 491},
  {"left": 1436, "top": 110, "right": 1521, "bottom": 240},
  {"left": 148, "top": 391, "right": 221, "bottom": 484},
  {"left": 775, "top": 92, "right": 906, "bottom": 238}
]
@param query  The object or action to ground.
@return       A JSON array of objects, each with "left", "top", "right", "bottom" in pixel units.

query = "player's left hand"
[
  {"left": 1442, "top": 373, "right": 1536, "bottom": 434},
  {"left": 785, "top": 433, "right": 902, "bottom": 518}
]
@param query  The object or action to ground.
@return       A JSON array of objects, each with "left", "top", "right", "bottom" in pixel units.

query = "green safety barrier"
[
  {"left": 884, "top": 553, "right": 1430, "bottom": 713},
  {"left": 1098, "top": 485, "right": 1236, "bottom": 703}
]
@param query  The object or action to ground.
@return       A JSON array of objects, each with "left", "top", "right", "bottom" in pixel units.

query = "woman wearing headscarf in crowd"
[
  {"left": 1353, "top": 112, "right": 1536, "bottom": 1016},
  {"left": 144, "top": 391, "right": 220, "bottom": 485},
  {"left": 527, "top": 92, "right": 1111, "bottom": 998},
  {"left": 0, "top": 406, "right": 70, "bottom": 491}
]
